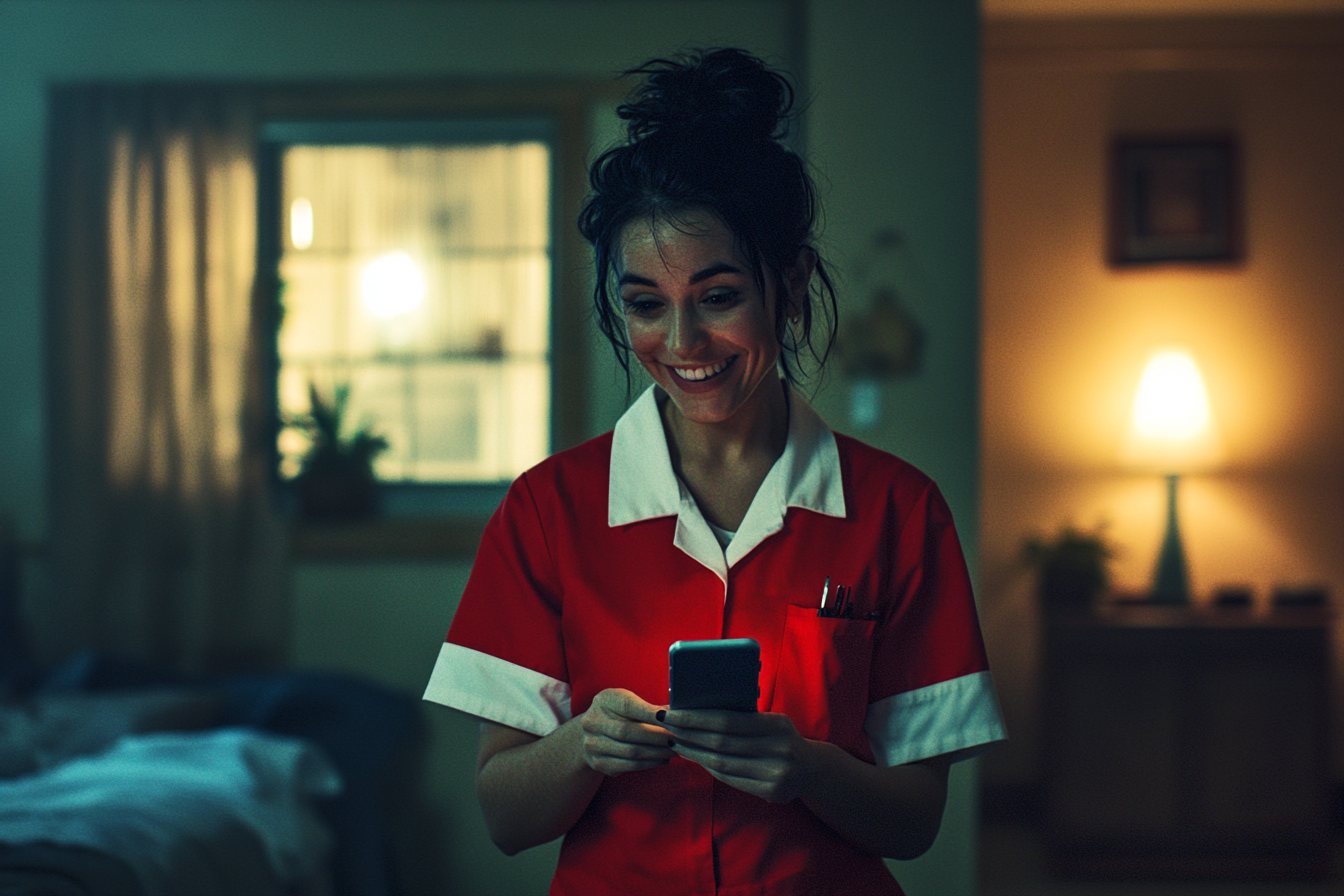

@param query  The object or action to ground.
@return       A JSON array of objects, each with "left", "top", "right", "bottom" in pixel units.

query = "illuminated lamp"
[{"left": 1122, "top": 349, "right": 1222, "bottom": 604}]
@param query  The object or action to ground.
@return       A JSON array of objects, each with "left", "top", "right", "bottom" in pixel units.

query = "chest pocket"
[{"left": 769, "top": 604, "right": 876, "bottom": 752}]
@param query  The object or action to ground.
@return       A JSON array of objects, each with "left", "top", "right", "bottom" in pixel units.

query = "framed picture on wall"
[{"left": 1109, "top": 136, "right": 1241, "bottom": 264}]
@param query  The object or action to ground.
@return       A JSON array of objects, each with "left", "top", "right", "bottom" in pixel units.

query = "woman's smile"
[
  {"left": 616, "top": 212, "right": 784, "bottom": 428},
  {"left": 670, "top": 356, "right": 736, "bottom": 383}
]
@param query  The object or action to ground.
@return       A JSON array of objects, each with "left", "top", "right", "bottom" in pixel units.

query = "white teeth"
[{"left": 672, "top": 358, "right": 732, "bottom": 382}]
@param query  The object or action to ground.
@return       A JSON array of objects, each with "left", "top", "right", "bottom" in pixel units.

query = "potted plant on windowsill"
[
  {"left": 285, "top": 383, "right": 389, "bottom": 523},
  {"left": 1021, "top": 523, "right": 1117, "bottom": 609}
]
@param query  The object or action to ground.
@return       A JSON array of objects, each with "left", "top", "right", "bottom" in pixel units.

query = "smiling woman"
[
  {"left": 580, "top": 49, "right": 838, "bottom": 397},
  {"left": 617, "top": 213, "right": 805, "bottom": 421},
  {"left": 615, "top": 211, "right": 813, "bottom": 531},
  {"left": 423, "top": 48, "right": 1005, "bottom": 896}
]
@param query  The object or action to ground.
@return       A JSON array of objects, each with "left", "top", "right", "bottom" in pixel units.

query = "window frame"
[
  {"left": 254, "top": 81, "right": 618, "bottom": 558},
  {"left": 264, "top": 118, "right": 556, "bottom": 501}
]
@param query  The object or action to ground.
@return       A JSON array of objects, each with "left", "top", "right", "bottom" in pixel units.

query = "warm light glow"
[
  {"left": 361, "top": 252, "right": 425, "bottom": 318},
  {"left": 1123, "top": 348, "right": 1221, "bottom": 472},
  {"left": 1132, "top": 350, "right": 1210, "bottom": 440},
  {"left": 290, "top": 197, "right": 313, "bottom": 250}
]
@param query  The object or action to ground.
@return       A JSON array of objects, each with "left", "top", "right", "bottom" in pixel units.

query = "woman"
[{"left": 424, "top": 48, "right": 1005, "bottom": 896}]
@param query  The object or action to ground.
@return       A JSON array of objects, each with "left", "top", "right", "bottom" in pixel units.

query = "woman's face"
[{"left": 616, "top": 211, "right": 799, "bottom": 428}]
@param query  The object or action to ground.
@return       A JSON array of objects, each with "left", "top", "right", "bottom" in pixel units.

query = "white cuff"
[
  {"left": 423, "top": 642, "right": 573, "bottom": 737},
  {"left": 865, "top": 670, "right": 1007, "bottom": 767}
]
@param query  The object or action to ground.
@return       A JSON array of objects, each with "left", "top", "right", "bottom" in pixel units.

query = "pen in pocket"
[
  {"left": 818, "top": 576, "right": 852, "bottom": 617},
  {"left": 817, "top": 576, "right": 879, "bottom": 619}
]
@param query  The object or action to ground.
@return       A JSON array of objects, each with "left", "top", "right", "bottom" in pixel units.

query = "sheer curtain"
[{"left": 45, "top": 85, "right": 288, "bottom": 674}]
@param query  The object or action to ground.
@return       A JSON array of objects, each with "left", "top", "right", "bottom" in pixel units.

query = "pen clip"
[{"left": 818, "top": 581, "right": 866, "bottom": 619}]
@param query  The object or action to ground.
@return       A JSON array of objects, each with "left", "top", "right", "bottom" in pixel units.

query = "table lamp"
[{"left": 1122, "top": 349, "right": 1221, "bottom": 604}]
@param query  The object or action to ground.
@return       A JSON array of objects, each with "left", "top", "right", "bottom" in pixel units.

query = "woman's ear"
[{"left": 785, "top": 247, "right": 818, "bottom": 319}]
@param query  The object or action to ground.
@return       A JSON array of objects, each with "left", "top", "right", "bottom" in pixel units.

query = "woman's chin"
[
  {"left": 663, "top": 390, "right": 735, "bottom": 425},
  {"left": 659, "top": 375, "right": 781, "bottom": 429}
]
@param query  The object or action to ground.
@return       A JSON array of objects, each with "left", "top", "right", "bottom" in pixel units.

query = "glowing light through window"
[
  {"left": 361, "top": 252, "right": 425, "bottom": 318},
  {"left": 289, "top": 197, "right": 313, "bottom": 250},
  {"left": 275, "top": 138, "right": 551, "bottom": 484}
]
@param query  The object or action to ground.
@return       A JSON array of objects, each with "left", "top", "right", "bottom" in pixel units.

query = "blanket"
[{"left": 0, "top": 728, "right": 341, "bottom": 896}]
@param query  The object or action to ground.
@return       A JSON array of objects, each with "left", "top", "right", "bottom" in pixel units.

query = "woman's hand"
[
  {"left": 475, "top": 688, "right": 672, "bottom": 855},
  {"left": 579, "top": 688, "right": 676, "bottom": 776},
  {"left": 660, "top": 708, "right": 816, "bottom": 803},
  {"left": 662, "top": 708, "right": 951, "bottom": 858}
]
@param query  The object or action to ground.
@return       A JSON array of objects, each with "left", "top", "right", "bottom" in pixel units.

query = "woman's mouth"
[{"left": 670, "top": 357, "right": 735, "bottom": 382}]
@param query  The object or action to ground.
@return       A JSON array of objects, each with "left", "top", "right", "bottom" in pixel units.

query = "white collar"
[{"left": 608, "top": 384, "right": 846, "bottom": 582}]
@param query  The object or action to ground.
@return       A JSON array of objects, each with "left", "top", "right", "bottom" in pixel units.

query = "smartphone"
[{"left": 668, "top": 638, "right": 760, "bottom": 712}]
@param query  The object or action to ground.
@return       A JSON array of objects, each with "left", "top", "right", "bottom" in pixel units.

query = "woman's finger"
[
  {"left": 664, "top": 728, "right": 763, "bottom": 757},
  {"left": 588, "top": 735, "right": 674, "bottom": 763},
  {"left": 586, "top": 705, "right": 672, "bottom": 747},
  {"left": 591, "top": 687, "right": 666, "bottom": 726},
  {"left": 661, "top": 708, "right": 793, "bottom": 735},
  {"left": 669, "top": 744, "right": 798, "bottom": 803},
  {"left": 668, "top": 734, "right": 790, "bottom": 766},
  {"left": 581, "top": 712, "right": 675, "bottom": 775},
  {"left": 593, "top": 718, "right": 675, "bottom": 749}
]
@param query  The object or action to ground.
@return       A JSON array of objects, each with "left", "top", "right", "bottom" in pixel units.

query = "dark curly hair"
[{"left": 577, "top": 48, "right": 837, "bottom": 390}]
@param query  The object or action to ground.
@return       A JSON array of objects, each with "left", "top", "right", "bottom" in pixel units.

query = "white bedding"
[{"left": 0, "top": 727, "right": 342, "bottom": 896}]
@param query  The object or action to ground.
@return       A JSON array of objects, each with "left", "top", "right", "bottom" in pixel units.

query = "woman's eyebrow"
[
  {"left": 617, "top": 262, "right": 743, "bottom": 288},
  {"left": 689, "top": 262, "right": 743, "bottom": 284}
]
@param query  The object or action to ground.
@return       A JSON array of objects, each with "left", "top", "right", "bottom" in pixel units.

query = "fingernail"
[{"left": 656, "top": 710, "right": 666, "bottom": 722}]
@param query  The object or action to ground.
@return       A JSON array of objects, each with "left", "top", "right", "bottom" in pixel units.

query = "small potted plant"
[
  {"left": 1021, "top": 523, "right": 1117, "bottom": 608},
  {"left": 284, "top": 383, "right": 389, "bottom": 522}
]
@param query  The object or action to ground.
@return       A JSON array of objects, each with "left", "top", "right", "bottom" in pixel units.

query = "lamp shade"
[{"left": 1122, "top": 348, "right": 1221, "bottom": 473}]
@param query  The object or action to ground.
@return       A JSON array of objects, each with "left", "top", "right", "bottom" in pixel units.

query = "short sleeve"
[
  {"left": 422, "top": 472, "right": 573, "bottom": 737},
  {"left": 864, "top": 482, "right": 1006, "bottom": 766}
]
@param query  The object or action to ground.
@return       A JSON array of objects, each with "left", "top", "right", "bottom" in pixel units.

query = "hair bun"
[{"left": 618, "top": 48, "right": 793, "bottom": 143}]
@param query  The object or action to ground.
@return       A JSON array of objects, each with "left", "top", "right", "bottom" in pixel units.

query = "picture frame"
[{"left": 1109, "top": 136, "right": 1241, "bottom": 265}]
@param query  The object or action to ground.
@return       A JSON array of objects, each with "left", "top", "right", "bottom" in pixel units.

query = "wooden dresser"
[{"left": 1042, "top": 603, "right": 1333, "bottom": 879}]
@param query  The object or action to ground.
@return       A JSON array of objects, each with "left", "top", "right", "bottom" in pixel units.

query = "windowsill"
[
  {"left": 283, "top": 481, "right": 506, "bottom": 561},
  {"left": 290, "top": 515, "right": 489, "bottom": 561}
]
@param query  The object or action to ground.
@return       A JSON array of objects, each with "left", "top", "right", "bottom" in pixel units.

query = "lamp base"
[{"left": 1151, "top": 474, "right": 1190, "bottom": 605}]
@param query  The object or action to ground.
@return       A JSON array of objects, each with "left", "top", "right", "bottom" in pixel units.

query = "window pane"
[{"left": 276, "top": 138, "right": 551, "bottom": 484}]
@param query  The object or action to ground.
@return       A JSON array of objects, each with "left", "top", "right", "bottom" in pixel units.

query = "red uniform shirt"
[{"left": 425, "top": 387, "right": 1005, "bottom": 895}]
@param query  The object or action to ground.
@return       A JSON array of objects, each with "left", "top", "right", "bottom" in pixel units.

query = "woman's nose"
[{"left": 667, "top": 305, "right": 708, "bottom": 357}]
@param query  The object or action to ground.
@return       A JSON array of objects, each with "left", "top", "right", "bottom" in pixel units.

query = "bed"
[{"left": 0, "top": 659, "right": 424, "bottom": 896}]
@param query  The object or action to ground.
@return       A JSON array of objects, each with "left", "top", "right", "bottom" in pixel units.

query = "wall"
[
  {"left": 2, "top": 1, "right": 983, "bottom": 893},
  {"left": 806, "top": 4, "right": 982, "bottom": 893},
  {"left": 980, "top": 14, "right": 1344, "bottom": 787},
  {"left": 0, "top": 0, "right": 795, "bottom": 541}
]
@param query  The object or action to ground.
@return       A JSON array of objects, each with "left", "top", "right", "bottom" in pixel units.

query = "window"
[{"left": 263, "top": 119, "right": 554, "bottom": 497}]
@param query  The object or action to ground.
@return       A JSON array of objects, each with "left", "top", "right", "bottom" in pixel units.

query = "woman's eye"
[
  {"left": 622, "top": 297, "right": 662, "bottom": 315},
  {"left": 704, "top": 291, "right": 739, "bottom": 307}
]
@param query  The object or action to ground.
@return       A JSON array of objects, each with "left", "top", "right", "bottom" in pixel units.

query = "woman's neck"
[
  {"left": 661, "top": 378, "right": 789, "bottom": 468},
  {"left": 658, "top": 379, "right": 790, "bottom": 531}
]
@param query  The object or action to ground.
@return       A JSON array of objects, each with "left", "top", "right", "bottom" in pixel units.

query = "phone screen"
[{"left": 668, "top": 638, "right": 760, "bottom": 712}]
